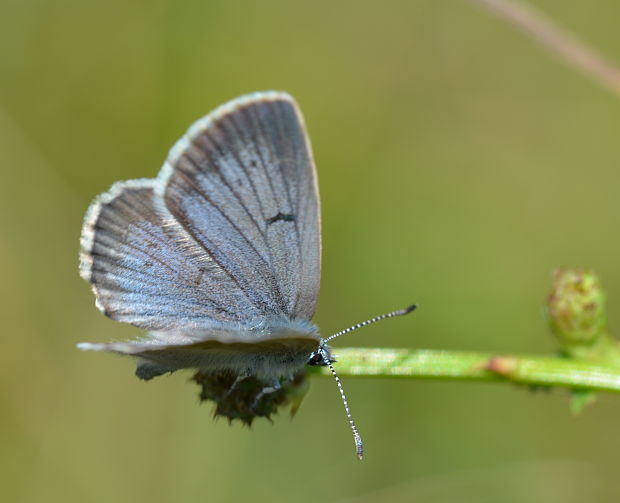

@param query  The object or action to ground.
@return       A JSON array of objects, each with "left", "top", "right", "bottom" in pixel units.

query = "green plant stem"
[{"left": 310, "top": 348, "right": 620, "bottom": 392}]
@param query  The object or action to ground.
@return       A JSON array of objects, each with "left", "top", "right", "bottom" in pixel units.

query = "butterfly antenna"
[
  {"left": 318, "top": 347, "right": 364, "bottom": 460},
  {"left": 317, "top": 304, "right": 417, "bottom": 459},
  {"left": 324, "top": 304, "right": 417, "bottom": 344}
]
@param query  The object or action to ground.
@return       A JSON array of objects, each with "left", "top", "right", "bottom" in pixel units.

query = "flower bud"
[{"left": 547, "top": 268, "right": 607, "bottom": 348}]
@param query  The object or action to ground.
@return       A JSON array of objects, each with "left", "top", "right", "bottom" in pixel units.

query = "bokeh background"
[{"left": 3, "top": 1, "right": 620, "bottom": 501}]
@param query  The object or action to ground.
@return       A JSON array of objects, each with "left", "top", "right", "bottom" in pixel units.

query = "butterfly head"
[{"left": 306, "top": 340, "right": 334, "bottom": 367}]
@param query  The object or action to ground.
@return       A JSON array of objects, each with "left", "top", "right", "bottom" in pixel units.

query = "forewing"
[
  {"left": 157, "top": 92, "right": 320, "bottom": 320},
  {"left": 80, "top": 180, "right": 266, "bottom": 330}
]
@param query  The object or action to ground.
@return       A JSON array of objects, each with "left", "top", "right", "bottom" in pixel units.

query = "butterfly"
[{"left": 79, "top": 91, "right": 415, "bottom": 459}]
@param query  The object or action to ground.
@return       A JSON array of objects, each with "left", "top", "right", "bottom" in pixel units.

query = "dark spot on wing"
[
  {"left": 193, "top": 267, "right": 208, "bottom": 286},
  {"left": 266, "top": 212, "right": 296, "bottom": 225}
]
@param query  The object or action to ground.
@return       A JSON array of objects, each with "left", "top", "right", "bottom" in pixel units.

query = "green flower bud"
[{"left": 547, "top": 268, "right": 607, "bottom": 347}]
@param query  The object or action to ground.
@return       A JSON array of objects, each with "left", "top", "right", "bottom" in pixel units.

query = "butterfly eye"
[{"left": 307, "top": 351, "right": 326, "bottom": 366}]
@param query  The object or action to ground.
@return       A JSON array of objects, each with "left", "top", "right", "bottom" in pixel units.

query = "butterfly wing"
[
  {"left": 80, "top": 180, "right": 268, "bottom": 331},
  {"left": 80, "top": 92, "right": 321, "bottom": 332},
  {"left": 157, "top": 92, "right": 320, "bottom": 320}
]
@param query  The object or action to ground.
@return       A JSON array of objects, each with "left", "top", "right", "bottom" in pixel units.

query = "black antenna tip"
[
  {"left": 401, "top": 304, "right": 417, "bottom": 315},
  {"left": 356, "top": 438, "right": 364, "bottom": 461}
]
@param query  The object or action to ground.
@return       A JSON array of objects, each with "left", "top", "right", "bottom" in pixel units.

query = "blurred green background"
[{"left": 3, "top": 1, "right": 620, "bottom": 501}]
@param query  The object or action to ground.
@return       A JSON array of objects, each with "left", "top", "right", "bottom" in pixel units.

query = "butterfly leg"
[
  {"left": 251, "top": 379, "right": 282, "bottom": 409},
  {"left": 223, "top": 373, "right": 251, "bottom": 399}
]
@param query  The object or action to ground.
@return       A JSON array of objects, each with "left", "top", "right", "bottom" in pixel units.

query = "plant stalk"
[{"left": 311, "top": 347, "right": 620, "bottom": 393}]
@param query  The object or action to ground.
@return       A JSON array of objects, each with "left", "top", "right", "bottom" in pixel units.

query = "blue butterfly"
[{"left": 79, "top": 92, "right": 415, "bottom": 459}]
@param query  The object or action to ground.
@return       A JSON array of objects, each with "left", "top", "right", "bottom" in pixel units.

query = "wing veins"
[
  {"left": 164, "top": 205, "right": 277, "bottom": 314},
  {"left": 203, "top": 125, "right": 269, "bottom": 222},
  {"left": 184, "top": 144, "right": 269, "bottom": 244},
  {"left": 171, "top": 164, "right": 276, "bottom": 274}
]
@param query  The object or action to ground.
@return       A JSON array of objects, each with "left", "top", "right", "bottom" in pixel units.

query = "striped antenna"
[
  {"left": 324, "top": 304, "right": 417, "bottom": 344},
  {"left": 318, "top": 304, "right": 417, "bottom": 460},
  {"left": 318, "top": 347, "right": 364, "bottom": 460}
]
